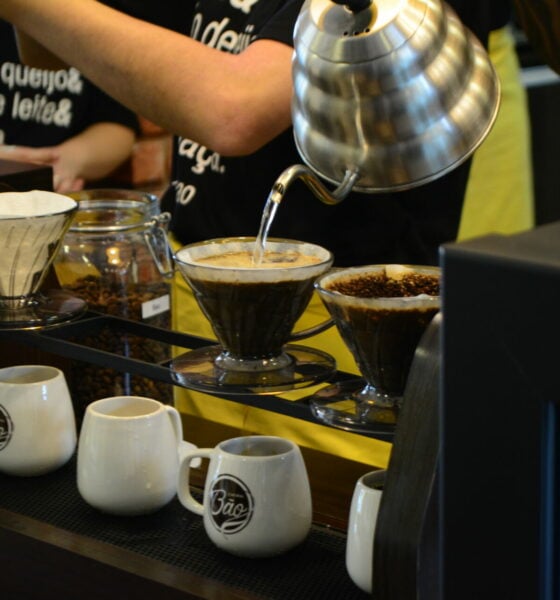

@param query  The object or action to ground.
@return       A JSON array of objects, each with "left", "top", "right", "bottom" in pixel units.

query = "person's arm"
[
  {"left": 0, "top": 122, "right": 136, "bottom": 192},
  {"left": 0, "top": 0, "right": 294, "bottom": 156},
  {"left": 514, "top": 0, "right": 560, "bottom": 74}
]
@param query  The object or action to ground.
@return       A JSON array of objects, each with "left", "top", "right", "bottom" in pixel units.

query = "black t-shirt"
[
  {"left": 100, "top": 0, "right": 194, "bottom": 33},
  {"left": 448, "top": 0, "right": 512, "bottom": 44},
  {"left": 119, "top": 1, "right": 510, "bottom": 266},
  {"left": 0, "top": 20, "right": 139, "bottom": 148}
]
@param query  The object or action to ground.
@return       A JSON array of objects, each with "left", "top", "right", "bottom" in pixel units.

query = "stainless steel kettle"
[{"left": 269, "top": 0, "right": 500, "bottom": 205}]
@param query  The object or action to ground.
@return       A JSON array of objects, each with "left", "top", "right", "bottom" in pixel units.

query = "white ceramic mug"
[
  {"left": 178, "top": 435, "right": 313, "bottom": 557},
  {"left": 0, "top": 365, "right": 77, "bottom": 476},
  {"left": 346, "top": 469, "right": 386, "bottom": 594},
  {"left": 77, "top": 396, "right": 183, "bottom": 516}
]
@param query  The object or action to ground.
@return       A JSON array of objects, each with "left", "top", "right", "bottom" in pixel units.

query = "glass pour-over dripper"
[{"left": 309, "top": 264, "right": 440, "bottom": 433}]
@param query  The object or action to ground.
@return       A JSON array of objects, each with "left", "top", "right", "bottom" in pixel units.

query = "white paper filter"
[{"left": 0, "top": 191, "right": 77, "bottom": 298}]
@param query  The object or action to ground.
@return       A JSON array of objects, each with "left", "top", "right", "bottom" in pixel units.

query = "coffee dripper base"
[
  {"left": 309, "top": 378, "right": 399, "bottom": 434},
  {"left": 0, "top": 289, "right": 87, "bottom": 330},
  {"left": 171, "top": 343, "right": 336, "bottom": 395}
]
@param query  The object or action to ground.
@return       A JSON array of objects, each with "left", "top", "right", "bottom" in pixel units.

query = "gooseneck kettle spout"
[{"left": 268, "top": 165, "right": 359, "bottom": 207}]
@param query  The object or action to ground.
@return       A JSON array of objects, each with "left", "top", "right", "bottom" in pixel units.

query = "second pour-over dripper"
[
  {"left": 0, "top": 190, "right": 86, "bottom": 329},
  {"left": 309, "top": 264, "right": 441, "bottom": 432}
]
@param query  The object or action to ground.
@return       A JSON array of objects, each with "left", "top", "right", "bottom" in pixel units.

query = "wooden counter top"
[{"left": 0, "top": 458, "right": 369, "bottom": 600}]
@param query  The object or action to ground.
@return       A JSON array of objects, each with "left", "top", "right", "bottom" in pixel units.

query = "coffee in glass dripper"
[
  {"left": 309, "top": 264, "right": 440, "bottom": 431},
  {"left": 171, "top": 236, "right": 336, "bottom": 394}
]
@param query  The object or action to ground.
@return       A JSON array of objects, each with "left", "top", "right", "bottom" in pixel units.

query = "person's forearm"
[
  {"left": 0, "top": 122, "right": 136, "bottom": 192},
  {"left": 514, "top": 0, "right": 560, "bottom": 74},
  {"left": 1, "top": 0, "right": 293, "bottom": 155},
  {"left": 57, "top": 122, "right": 136, "bottom": 182}
]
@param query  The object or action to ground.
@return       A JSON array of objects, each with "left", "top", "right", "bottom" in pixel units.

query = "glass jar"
[{"left": 54, "top": 189, "right": 174, "bottom": 419}]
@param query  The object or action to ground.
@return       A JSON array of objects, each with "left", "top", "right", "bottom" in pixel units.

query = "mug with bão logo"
[
  {"left": 177, "top": 435, "right": 313, "bottom": 557},
  {"left": 0, "top": 365, "right": 76, "bottom": 477}
]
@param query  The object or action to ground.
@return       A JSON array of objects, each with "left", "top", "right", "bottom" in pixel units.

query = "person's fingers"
[
  {"left": 0, "top": 144, "right": 58, "bottom": 165},
  {"left": 54, "top": 176, "right": 85, "bottom": 193}
]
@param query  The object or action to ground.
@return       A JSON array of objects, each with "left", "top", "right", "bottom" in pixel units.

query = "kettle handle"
[{"left": 331, "top": 0, "right": 372, "bottom": 12}]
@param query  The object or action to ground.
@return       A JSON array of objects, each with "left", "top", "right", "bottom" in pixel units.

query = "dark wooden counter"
[{"left": 0, "top": 457, "right": 369, "bottom": 600}]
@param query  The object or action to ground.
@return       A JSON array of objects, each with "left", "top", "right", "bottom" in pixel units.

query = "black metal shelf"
[{"left": 1, "top": 311, "right": 393, "bottom": 441}]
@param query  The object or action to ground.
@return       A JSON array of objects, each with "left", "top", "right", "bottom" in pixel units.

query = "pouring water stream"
[
  {"left": 252, "top": 190, "right": 281, "bottom": 265},
  {"left": 252, "top": 165, "right": 359, "bottom": 265}
]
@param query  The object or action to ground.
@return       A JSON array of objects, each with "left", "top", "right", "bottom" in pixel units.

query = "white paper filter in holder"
[{"left": 0, "top": 190, "right": 77, "bottom": 305}]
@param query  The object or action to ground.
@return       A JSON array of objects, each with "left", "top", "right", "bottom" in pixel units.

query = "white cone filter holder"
[{"left": 0, "top": 190, "right": 86, "bottom": 328}]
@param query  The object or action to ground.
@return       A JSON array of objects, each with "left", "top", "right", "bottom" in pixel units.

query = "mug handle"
[
  {"left": 288, "top": 294, "right": 334, "bottom": 342},
  {"left": 288, "top": 317, "right": 333, "bottom": 341},
  {"left": 165, "top": 406, "right": 183, "bottom": 446},
  {"left": 177, "top": 448, "right": 214, "bottom": 515},
  {"left": 290, "top": 267, "right": 349, "bottom": 341}
]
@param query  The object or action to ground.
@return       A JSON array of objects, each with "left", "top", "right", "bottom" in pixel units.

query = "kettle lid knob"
[{"left": 331, "top": 0, "right": 372, "bottom": 12}]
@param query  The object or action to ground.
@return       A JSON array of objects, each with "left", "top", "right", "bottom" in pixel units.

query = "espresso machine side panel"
[{"left": 440, "top": 224, "right": 560, "bottom": 600}]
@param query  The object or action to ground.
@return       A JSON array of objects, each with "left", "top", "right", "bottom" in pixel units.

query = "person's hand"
[{"left": 0, "top": 144, "right": 85, "bottom": 192}]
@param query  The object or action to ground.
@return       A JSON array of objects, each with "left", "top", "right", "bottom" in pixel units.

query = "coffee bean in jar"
[{"left": 53, "top": 189, "right": 174, "bottom": 422}]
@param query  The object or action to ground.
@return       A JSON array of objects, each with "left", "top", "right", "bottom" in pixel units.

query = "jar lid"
[{"left": 67, "top": 189, "right": 159, "bottom": 233}]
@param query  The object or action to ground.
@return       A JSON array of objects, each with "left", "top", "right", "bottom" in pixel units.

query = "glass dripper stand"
[
  {"left": 308, "top": 264, "right": 440, "bottom": 433},
  {"left": 0, "top": 190, "right": 87, "bottom": 329}
]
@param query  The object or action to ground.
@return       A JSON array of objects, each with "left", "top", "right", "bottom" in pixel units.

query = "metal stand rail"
[{"left": 1, "top": 311, "right": 393, "bottom": 441}]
